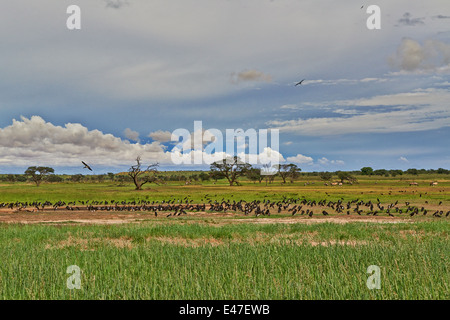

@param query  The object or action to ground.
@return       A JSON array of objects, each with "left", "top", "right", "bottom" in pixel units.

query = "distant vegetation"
[{"left": 0, "top": 166, "right": 448, "bottom": 186}]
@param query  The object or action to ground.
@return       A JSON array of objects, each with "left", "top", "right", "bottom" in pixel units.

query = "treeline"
[
  {"left": 0, "top": 167, "right": 448, "bottom": 185},
  {"left": 0, "top": 172, "right": 212, "bottom": 184}
]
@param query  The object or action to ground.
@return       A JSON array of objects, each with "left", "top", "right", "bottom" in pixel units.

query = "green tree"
[
  {"left": 246, "top": 167, "right": 264, "bottom": 184},
  {"left": 71, "top": 174, "right": 84, "bottom": 182},
  {"left": 319, "top": 171, "right": 333, "bottom": 181},
  {"left": 24, "top": 166, "right": 55, "bottom": 186},
  {"left": 210, "top": 156, "right": 251, "bottom": 186},
  {"left": 209, "top": 170, "right": 225, "bottom": 183},
  {"left": 107, "top": 172, "right": 115, "bottom": 181},
  {"left": 199, "top": 172, "right": 210, "bottom": 182},
  {"left": 373, "top": 169, "right": 388, "bottom": 176},
  {"left": 336, "top": 171, "right": 357, "bottom": 184},
  {"left": 15, "top": 175, "right": 28, "bottom": 182},
  {"left": 47, "top": 175, "right": 63, "bottom": 183},
  {"left": 406, "top": 168, "right": 418, "bottom": 175},
  {"left": 360, "top": 167, "right": 374, "bottom": 175},
  {"left": 276, "top": 164, "right": 301, "bottom": 183},
  {"left": 389, "top": 169, "right": 403, "bottom": 177}
]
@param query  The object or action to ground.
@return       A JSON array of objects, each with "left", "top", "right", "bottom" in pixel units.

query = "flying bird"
[
  {"left": 82, "top": 161, "right": 93, "bottom": 171},
  {"left": 361, "top": 5, "right": 364, "bottom": 9},
  {"left": 295, "top": 79, "right": 305, "bottom": 86}
]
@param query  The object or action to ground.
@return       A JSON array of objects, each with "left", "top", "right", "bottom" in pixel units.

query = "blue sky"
[{"left": 0, "top": 0, "right": 449, "bottom": 174}]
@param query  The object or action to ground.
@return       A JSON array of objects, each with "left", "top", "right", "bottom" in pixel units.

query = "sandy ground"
[{"left": 0, "top": 208, "right": 414, "bottom": 225}]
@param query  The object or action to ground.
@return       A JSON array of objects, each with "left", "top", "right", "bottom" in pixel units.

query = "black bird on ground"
[
  {"left": 82, "top": 161, "right": 93, "bottom": 171},
  {"left": 294, "top": 79, "right": 305, "bottom": 86}
]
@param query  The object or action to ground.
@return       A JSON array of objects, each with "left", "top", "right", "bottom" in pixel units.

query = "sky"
[{"left": 0, "top": 0, "right": 449, "bottom": 174}]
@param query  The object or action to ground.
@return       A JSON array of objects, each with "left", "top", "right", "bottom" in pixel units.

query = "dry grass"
[{"left": 45, "top": 235, "right": 133, "bottom": 251}]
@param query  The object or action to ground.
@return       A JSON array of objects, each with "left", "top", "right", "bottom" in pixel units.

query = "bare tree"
[{"left": 128, "top": 156, "right": 159, "bottom": 190}]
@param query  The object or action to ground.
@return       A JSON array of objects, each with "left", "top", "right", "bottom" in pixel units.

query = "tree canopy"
[
  {"left": 210, "top": 156, "right": 251, "bottom": 186},
  {"left": 24, "top": 166, "right": 55, "bottom": 186}
]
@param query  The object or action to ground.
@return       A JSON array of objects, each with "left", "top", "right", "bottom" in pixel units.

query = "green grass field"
[
  {"left": 0, "top": 174, "right": 448, "bottom": 300},
  {"left": 0, "top": 220, "right": 448, "bottom": 299},
  {"left": 0, "top": 173, "right": 449, "bottom": 204}
]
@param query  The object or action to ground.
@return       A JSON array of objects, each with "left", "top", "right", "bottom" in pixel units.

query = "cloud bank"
[
  {"left": 0, "top": 116, "right": 171, "bottom": 168},
  {"left": 269, "top": 88, "right": 450, "bottom": 136}
]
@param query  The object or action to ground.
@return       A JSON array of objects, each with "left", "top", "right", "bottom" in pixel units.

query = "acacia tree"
[
  {"left": 336, "top": 171, "right": 357, "bottom": 184},
  {"left": 319, "top": 171, "right": 333, "bottom": 181},
  {"left": 107, "top": 172, "right": 115, "bottom": 181},
  {"left": 246, "top": 167, "right": 264, "bottom": 184},
  {"left": 360, "top": 167, "right": 374, "bottom": 175},
  {"left": 24, "top": 166, "right": 55, "bottom": 186},
  {"left": 277, "top": 164, "right": 301, "bottom": 183},
  {"left": 210, "top": 156, "right": 251, "bottom": 186},
  {"left": 71, "top": 174, "right": 84, "bottom": 182},
  {"left": 128, "top": 156, "right": 159, "bottom": 190}
]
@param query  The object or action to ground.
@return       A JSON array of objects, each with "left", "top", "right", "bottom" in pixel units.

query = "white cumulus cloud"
[
  {"left": 286, "top": 154, "right": 313, "bottom": 165},
  {"left": 0, "top": 116, "right": 172, "bottom": 168}
]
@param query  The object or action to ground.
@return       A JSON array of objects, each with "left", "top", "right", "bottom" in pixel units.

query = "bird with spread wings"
[{"left": 82, "top": 161, "right": 93, "bottom": 171}]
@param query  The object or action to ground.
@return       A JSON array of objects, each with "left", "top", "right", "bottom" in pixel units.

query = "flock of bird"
[
  {"left": 0, "top": 162, "right": 436, "bottom": 219},
  {"left": 1, "top": 195, "right": 448, "bottom": 218}
]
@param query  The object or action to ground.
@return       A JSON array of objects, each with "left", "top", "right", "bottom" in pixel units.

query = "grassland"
[
  {"left": 0, "top": 173, "right": 449, "bottom": 204},
  {"left": 0, "top": 220, "right": 448, "bottom": 299},
  {"left": 0, "top": 174, "right": 448, "bottom": 300}
]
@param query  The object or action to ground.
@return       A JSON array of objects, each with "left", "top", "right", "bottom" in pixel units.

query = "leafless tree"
[{"left": 128, "top": 156, "right": 159, "bottom": 190}]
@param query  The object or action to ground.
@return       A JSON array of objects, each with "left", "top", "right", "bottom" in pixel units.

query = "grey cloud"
[
  {"left": 397, "top": 12, "right": 425, "bottom": 26},
  {"left": 124, "top": 128, "right": 140, "bottom": 142},
  {"left": 104, "top": 0, "right": 129, "bottom": 9},
  {"left": 433, "top": 15, "right": 450, "bottom": 19},
  {"left": 148, "top": 130, "right": 173, "bottom": 143}
]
